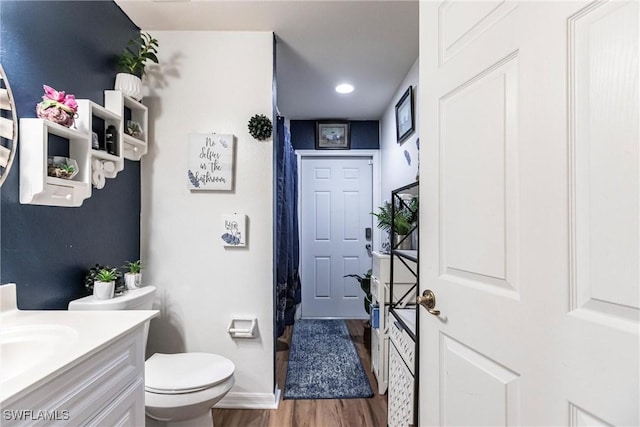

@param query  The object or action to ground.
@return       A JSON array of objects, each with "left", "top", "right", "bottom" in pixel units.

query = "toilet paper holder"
[{"left": 227, "top": 317, "right": 258, "bottom": 339}]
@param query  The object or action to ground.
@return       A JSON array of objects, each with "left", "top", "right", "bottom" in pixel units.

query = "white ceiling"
[{"left": 114, "top": 0, "right": 419, "bottom": 120}]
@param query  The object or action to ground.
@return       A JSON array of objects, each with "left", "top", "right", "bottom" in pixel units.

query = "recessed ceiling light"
[{"left": 335, "top": 83, "right": 354, "bottom": 94}]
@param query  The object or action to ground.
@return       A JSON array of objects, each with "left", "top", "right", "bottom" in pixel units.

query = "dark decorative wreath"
[{"left": 248, "top": 114, "right": 272, "bottom": 141}]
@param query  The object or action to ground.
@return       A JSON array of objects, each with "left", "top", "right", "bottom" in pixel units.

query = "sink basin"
[{"left": 0, "top": 325, "right": 79, "bottom": 383}]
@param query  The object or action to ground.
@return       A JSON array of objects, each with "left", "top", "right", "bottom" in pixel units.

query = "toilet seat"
[{"left": 145, "top": 353, "right": 235, "bottom": 394}]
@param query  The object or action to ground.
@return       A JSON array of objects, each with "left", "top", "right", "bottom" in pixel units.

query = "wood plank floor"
[{"left": 212, "top": 319, "right": 387, "bottom": 426}]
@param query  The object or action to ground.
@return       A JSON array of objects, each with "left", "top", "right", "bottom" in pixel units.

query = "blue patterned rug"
[{"left": 283, "top": 319, "right": 374, "bottom": 400}]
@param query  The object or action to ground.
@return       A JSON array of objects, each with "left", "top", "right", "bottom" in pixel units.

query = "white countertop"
[{"left": 0, "top": 307, "right": 157, "bottom": 404}]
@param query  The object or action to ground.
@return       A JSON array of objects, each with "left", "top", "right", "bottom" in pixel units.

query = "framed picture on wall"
[
  {"left": 395, "top": 86, "right": 415, "bottom": 143},
  {"left": 315, "top": 121, "right": 350, "bottom": 149},
  {"left": 187, "top": 133, "right": 235, "bottom": 191}
]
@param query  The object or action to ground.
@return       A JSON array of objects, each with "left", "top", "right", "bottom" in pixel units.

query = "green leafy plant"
[
  {"left": 372, "top": 197, "right": 418, "bottom": 235},
  {"left": 344, "top": 269, "right": 373, "bottom": 315},
  {"left": 95, "top": 268, "right": 118, "bottom": 282},
  {"left": 84, "top": 264, "right": 124, "bottom": 293},
  {"left": 59, "top": 164, "right": 75, "bottom": 174},
  {"left": 118, "top": 32, "right": 159, "bottom": 77},
  {"left": 123, "top": 260, "right": 142, "bottom": 274}
]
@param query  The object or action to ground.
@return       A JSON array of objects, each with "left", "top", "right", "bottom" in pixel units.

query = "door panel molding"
[
  {"left": 440, "top": 333, "right": 521, "bottom": 426},
  {"left": 439, "top": 52, "right": 520, "bottom": 297},
  {"left": 314, "top": 256, "right": 331, "bottom": 298},
  {"left": 569, "top": 402, "right": 613, "bottom": 427},
  {"left": 439, "top": 0, "right": 518, "bottom": 66},
  {"left": 568, "top": 0, "right": 640, "bottom": 326}
]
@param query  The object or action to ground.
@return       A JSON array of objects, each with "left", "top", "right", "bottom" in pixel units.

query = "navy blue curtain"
[{"left": 276, "top": 117, "right": 301, "bottom": 337}]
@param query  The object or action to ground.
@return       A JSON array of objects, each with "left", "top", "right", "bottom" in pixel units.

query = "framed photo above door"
[{"left": 315, "top": 121, "right": 350, "bottom": 149}]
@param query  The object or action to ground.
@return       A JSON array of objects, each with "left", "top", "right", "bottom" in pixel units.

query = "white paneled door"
[
  {"left": 300, "top": 156, "right": 373, "bottom": 318},
  {"left": 420, "top": 1, "right": 638, "bottom": 426}
]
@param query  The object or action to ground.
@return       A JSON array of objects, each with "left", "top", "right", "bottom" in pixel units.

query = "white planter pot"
[
  {"left": 93, "top": 280, "right": 115, "bottom": 300},
  {"left": 124, "top": 272, "right": 141, "bottom": 290},
  {"left": 114, "top": 73, "right": 142, "bottom": 100}
]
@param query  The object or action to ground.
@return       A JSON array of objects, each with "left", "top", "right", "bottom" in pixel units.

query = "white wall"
[
  {"left": 379, "top": 58, "right": 420, "bottom": 204},
  {"left": 141, "top": 31, "right": 275, "bottom": 406}
]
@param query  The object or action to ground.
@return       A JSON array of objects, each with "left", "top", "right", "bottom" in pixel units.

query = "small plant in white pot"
[
  {"left": 115, "top": 32, "right": 159, "bottom": 100},
  {"left": 93, "top": 268, "right": 118, "bottom": 300},
  {"left": 123, "top": 260, "right": 142, "bottom": 290}
]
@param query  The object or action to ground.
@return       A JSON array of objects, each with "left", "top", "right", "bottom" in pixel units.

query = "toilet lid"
[{"left": 145, "top": 353, "right": 235, "bottom": 394}]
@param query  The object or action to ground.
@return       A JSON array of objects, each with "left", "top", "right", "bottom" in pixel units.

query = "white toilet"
[{"left": 68, "top": 286, "right": 235, "bottom": 427}]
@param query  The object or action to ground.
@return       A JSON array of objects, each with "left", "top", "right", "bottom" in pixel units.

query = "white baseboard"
[{"left": 214, "top": 389, "right": 281, "bottom": 409}]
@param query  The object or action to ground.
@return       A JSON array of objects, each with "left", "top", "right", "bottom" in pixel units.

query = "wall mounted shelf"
[
  {"left": 20, "top": 91, "right": 150, "bottom": 207},
  {"left": 19, "top": 118, "right": 90, "bottom": 207},
  {"left": 75, "top": 99, "right": 124, "bottom": 187},
  {"left": 104, "top": 91, "right": 148, "bottom": 161}
]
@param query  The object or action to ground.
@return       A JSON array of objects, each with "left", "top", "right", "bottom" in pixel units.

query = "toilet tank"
[
  {"left": 68, "top": 286, "right": 156, "bottom": 311},
  {"left": 68, "top": 286, "right": 157, "bottom": 351}
]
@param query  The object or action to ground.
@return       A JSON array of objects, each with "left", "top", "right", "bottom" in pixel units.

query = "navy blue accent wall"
[
  {"left": 290, "top": 120, "right": 379, "bottom": 150},
  {"left": 0, "top": 1, "right": 141, "bottom": 309}
]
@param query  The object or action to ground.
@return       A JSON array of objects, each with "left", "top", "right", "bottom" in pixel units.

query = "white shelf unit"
[
  {"left": 19, "top": 118, "right": 90, "bottom": 207},
  {"left": 20, "top": 91, "right": 150, "bottom": 206},
  {"left": 75, "top": 99, "right": 124, "bottom": 181},
  {"left": 388, "top": 310, "right": 416, "bottom": 427},
  {"left": 371, "top": 251, "right": 417, "bottom": 395},
  {"left": 104, "top": 91, "right": 147, "bottom": 161},
  {"left": 387, "top": 181, "right": 419, "bottom": 426}
]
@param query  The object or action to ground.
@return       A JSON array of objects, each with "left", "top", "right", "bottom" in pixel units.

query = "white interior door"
[
  {"left": 419, "top": 1, "right": 638, "bottom": 426},
  {"left": 300, "top": 156, "right": 373, "bottom": 318}
]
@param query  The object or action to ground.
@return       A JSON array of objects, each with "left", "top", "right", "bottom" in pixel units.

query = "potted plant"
[
  {"left": 123, "top": 260, "right": 142, "bottom": 290},
  {"left": 372, "top": 197, "right": 418, "bottom": 250},
  {"left": 93, "top": 268, "right": 118, "bottom": 300},
  {"left": 47, "top": 156, "right": 78, "bottom": 180},
  {"left": 115, "top": 32, "right": 159, "bottom": 100},
  {"left": 344, "top": 269, "right": 373, "bottom": 353},
  {"left": 84, "top": 264, "right": 124, "bottom": 295},
  {"left": 125, "top": 120, "right": 143, "bottom": 139}
]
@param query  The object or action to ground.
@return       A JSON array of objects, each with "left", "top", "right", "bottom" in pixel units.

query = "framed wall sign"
[
  {"left": 187, "top": 133, "right": 234, "bottom": 190},
  {"left": 395, "top": 86, "right": 415, "bottom": 143},
  {"left": 315, "top": 121, "right": 350, "bottom": 149},
  {"left": 221, "top": 213, "right": 246, "bottom": 247}
]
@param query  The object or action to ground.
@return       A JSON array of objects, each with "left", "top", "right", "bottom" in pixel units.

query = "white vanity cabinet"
[
  {"left": 1, "top": 327, "right": 146, "bottom": 426},
  {"left": 370, "top": 251, "right": 416, "bottom": 394}
]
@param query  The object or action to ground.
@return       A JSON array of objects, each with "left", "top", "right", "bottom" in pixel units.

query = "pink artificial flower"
[
  {"left": 63, "top": 94, "right": 78, "bottom": 113},
  {"left": 36, "top": 102, "right": 75, "bottom": 127},
  {"left": 42, "top": 85, "right": 65, "bottom": 102}
]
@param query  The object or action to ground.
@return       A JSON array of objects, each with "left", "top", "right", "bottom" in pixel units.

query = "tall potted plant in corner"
[
  {"left": 344, "top": 269, "right": 373, "bottom": 354},
  {"left": 115, "top": 32, "right": 159, "bottom": 100},
  {"left": 123, "top": 260, "right": 142, "bottom": 290}
]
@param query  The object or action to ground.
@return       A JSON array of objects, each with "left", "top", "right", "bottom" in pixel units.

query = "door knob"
[{"left": 417, "top": 289, "right": 440, "bottom": 316}]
